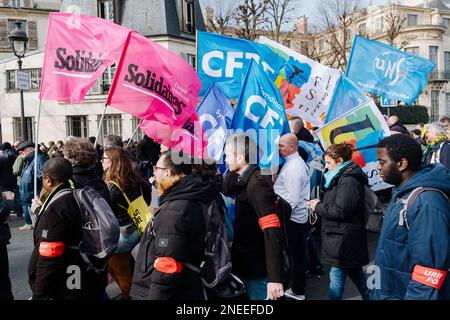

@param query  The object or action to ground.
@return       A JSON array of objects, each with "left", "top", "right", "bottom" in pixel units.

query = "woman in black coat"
[{"left": 307, "top": 143, "right": 369, "bottom": 300}]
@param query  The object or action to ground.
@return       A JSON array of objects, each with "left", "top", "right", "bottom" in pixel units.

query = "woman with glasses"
[{"left": 102, "top": 147, "right": 152, "bottom": 300}]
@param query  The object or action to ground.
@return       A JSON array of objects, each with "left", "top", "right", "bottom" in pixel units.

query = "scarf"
[{"left": 324, "top": 161, "right": 352, "bottom": 189}]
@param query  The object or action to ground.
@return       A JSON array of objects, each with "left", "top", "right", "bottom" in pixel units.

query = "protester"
[
  {"left": 0, "top": 190, "right": 15, "bottom": 300},
  {"left": 273, "top": 133, "right": 309, "bottom": 300},
  {"left": 307, "top": 143, "right": 370, "bottom": 300},
  {"left": 410, "top": 129, "right": 422, "bottom": 145},
  {"left": 104, "top": 134, "right": 123, "bottom": 149},
  {"left": 440, "top": 116, "right": 449, "bottom": 133},
  {"left": 17, "top": 141, "right": 45, "bottom": 231},
  {"left": 289, "top": 117, "right": 315, "bottom": 162},
  {"left": 373, "top": 134, "right": 450, "bottom": 299},
  {"left": 103, "top": 147, "right": 151, "bottom": 300},
  {"left": 222, "top": 134, "right": 285, "bottom": 300},
  {"left": 387, "top": 116, "right": 409, "bottom": 135},
  {"left": 28, "top": 157, "right": 105, "bottom": 300},
  {"left": 131, "top": 151, "right": 215, "bottom": 300},
  {"left": 422, "top": 122, "right": 450, "bottom": 169},
  {"left": 47, "top": 141, "right": 57, "bottom": 158}
]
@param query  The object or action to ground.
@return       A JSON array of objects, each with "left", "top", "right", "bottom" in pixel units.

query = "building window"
[
  {"left": 375, "top": 17, "right": 384, "bottom": 33},
  {"left": 13, "top": 117, "right": 34, "bottom": 141},
  {"left": 182, "top": 0, "right": 195, "bottom": 34},
  {"left": 446, "top": 93, "right": 450, "bottom": 116},
  {"left": 443, "top": 17, "right": 450, "bottom": 28},
  {"left": 429, "top": 46, "right": 438, "bottom": 66},
  {"left": 10, "top": 0, "right": 21, "bottom": 8},
  {"left": 132, "top": 116, "right": 145, "bottom": 142},
  {"left": 88, "top": 65, "right": 115, "bottom": 95},
  {"left": 405, "top": 46, "right": 420, "bottom": 56},
  {"left": 445, "top": 51, "right": 450, "bottom": 72},
  {"left": 98, "top": 0, "right": 114, "bottom": 21},
  {"left": 186, "top": 53, "right": 196, "bottom": 69},
  {"left": 431, "top": 90, "right": 439, "bottom": 122},
  {"left": 407, "top": 14, "right": 418, "bottom": 26},
  {"left": 98, "top": 114, "right": 122, "bottom": 144},
  {"left": 6, "top": 68, "right": 41, "bottom": 91},
  {"left": 67, "top": 116, "right": 88, "bottom": 138},
  {"left": 7, "top": 19, "right": 27, "bottom": 34},
  {"left": 300, "top": 41, "right": 308, "bottom": 55},
  {"left": 358, "top": 23, "right": 366, "bottom": 35}
]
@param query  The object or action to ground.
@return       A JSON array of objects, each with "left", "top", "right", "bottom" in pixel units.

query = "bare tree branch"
[
  {"left": 384, "top": 2, "right": 407, "bottom": 47},
  {"left": 264, "top": 0, "right": 300, "bottom": 42},
  {"left": 234, "top": 0, "right": 268, "bottom": 40},
  {"left": 201, "top": 0, "right": 237, "bottom": 34}
]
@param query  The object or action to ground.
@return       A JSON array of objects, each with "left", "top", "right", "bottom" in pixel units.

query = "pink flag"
[
  {"left": 106, "top": 32, "right": 204, "bottom": 157},
  {"left": 140, "top": 112, "right": 208, "bottom": 158},
  {"left": 39, "top": 12, "right": 131, "bottom": 103}
]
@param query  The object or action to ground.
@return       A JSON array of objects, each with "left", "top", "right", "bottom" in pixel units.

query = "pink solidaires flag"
[
  {"left": 39, "top": 12, "right": 131, "bottom": 103},
  {"left": 107, "top": 32, "right": 206, "bottom": 157}
]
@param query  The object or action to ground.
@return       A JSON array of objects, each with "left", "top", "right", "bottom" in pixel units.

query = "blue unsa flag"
[
  {"left": 325, "top": 75, "right": 369, "bottom": 124},
  {"left": 197, "top": 31, "right": 285, "bottom": 99},
  {"left": 197, "top": 83, "right": 234, "bottom": 163},
  {"left": 231, "top": 59, "right": 290, "bottom": 170},
  {"left": 346, "top": 35, "right": 435, "bottom": 105}
]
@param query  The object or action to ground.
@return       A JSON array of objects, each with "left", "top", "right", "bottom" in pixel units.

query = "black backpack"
[
  {"left": 185, "top": 196, "right": 232, "bottom": 288},
  {"left": 362, "top": 184, "right": 385, "bottom": 233}
]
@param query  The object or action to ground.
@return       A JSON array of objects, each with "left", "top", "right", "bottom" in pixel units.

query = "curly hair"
[
  {"left": 63, "top": 137, "right": 98, "bottom": 167},
  {"left": 378, "top": 134, "right": 422, "bottom": 172},
  {"left": 324, "top": 143, "right": 354, "bottom": 162}
]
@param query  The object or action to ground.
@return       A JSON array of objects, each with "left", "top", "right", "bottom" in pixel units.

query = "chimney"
[
  {"left": 294, "top": 15, "right": 308, "bottom": 35},
  {"left": 204, "top": 6, "right": 214, "bottom": 28}
]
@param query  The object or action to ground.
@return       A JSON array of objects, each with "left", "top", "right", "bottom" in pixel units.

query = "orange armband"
[
  {"left": 412, "top": 265, "right": 447, "bottom": 289},
  {"left": 39, "top": 242, "right": 65, "bottom": 258},
  {"left": 258, "top": 214, "right": 281, "bottom": 231},
  {"left": 154, "top": 257, "right": 183, "bottom": 274}
]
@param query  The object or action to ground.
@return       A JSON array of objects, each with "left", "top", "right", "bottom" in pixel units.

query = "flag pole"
[
  {"left": 195, "top": 29, "right": 198, "bottom": 73},
  {"left": 33, "top": 99, "right": 42, "bottom": 199},
  {"left": 94, "top": 103, "right": 107, "bottom": 147},
  {"left": 127, "top": 118, "right": 143, "bottom": 148}
]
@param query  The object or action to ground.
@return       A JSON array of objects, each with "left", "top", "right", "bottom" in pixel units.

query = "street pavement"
[{"left": 6, "top": 215, "right": 379, "bottom": 300}]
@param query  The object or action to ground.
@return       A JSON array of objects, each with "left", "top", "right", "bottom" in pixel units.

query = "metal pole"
[
  {"left": 34, "top": 99, "right": 42, "bottom": 199},
  {"left": 18, "top": 58, "right": 26, "bottom": 140},
  {"left": 127, "top": 118, "right": 143, "bottom": 148},
  {"left": 94, "top": 104, "right": 108, "bottom": 147}
]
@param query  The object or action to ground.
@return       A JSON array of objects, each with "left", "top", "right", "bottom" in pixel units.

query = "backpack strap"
[
  {"left": 106, "top": 180, "right": 133, "bottom": 207},
  {"left": 398, "top": 187, "right": 450, "bottom": 229}
]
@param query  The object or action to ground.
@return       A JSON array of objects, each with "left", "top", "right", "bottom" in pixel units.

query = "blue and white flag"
[
  {"left": 325, "top": 75, "right": 369, "bottom": 123},
  {"left": 197, "top": 83, "right": 234, "bottom": 163},
  {"left": 231, "top": 60, "right": 290, "bottom": 170},
  {"left": 298, "top": 141, "right": 324, "bottom": 164},
  {"left": 197, "top": 31, "right": 285, "bottom": 99},
  {"left": 346, "top": 35, "right": 435, "bottom": 105}
]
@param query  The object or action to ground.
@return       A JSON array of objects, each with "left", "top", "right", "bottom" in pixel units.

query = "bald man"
[
  {"left": 387, "top": 116, "right": 408, "bottom": 134},
  {"left": 274, "top": 133, "right": 310, "bottom": 300}
]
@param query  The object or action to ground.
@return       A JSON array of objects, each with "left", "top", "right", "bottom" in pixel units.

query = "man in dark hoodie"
[
  {"left": 373, "top": 134, "right": 450, "bottom": 300},
  {"left": 131, "top": 150, "right": 217, "bottom": 300}
]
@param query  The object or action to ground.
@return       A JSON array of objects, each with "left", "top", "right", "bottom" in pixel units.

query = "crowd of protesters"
[{"left": 0, "top": 114, "right": 449, "bottom": 301}]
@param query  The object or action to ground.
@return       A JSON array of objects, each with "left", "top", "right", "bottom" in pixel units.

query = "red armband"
[
  {"left": 258, "top": 214, "right": 281, "bottom": 231},
  {"left": 39, "top": 242, "right": 65, "bottom": 258},
  {"left": 412, "top": 265, "right": 447, "bottom": 289},
  {"left": 154, "top": 257, "right": 183, "bottom": 274}
]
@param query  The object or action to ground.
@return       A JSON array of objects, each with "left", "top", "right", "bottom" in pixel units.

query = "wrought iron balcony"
[{"left": 429, "top": 70, "right": 450, "bottom": 81}]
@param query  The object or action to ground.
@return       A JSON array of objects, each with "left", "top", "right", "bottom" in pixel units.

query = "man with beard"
[{"left": 372, "top": 134, "right": 450, "bottom": 300}]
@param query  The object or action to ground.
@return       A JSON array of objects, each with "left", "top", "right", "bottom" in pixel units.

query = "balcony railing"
[
  {"left": 0, "top": 0, "right": 60, "bottom": 11},
  {"left": 429, "top": 70, "right": 450, "bottom": 81}
]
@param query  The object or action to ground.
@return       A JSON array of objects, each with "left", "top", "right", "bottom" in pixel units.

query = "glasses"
[
  {"left": 153, "top": 165, "right": 168, "bottom": 171},
  {"left": 102, "top": 156, "right": 110, "bottom": 160}
]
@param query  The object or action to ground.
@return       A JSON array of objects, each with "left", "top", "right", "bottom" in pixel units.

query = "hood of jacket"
[
  {"left": 160, "top": 174, "right": 218, "bottom": 205},
  {"left": 393, "top": 164, "right": 450, "bottom": 199},
  {"left": 328, "top": 162, "right": 368, "bottom": 188}
]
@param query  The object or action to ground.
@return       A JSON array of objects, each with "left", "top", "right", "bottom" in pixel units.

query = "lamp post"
[{"left": 8, "top": 21, "right": 28, "bottom": 140}]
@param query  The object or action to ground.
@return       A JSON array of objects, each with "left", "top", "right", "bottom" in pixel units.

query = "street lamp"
[{"left": 8, "top": 21, "right": 28, "bottom": 141}]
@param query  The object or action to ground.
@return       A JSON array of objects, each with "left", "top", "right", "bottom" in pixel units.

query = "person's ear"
[{"left": 398, "top": 158, "right": 409, "bottom": 172}]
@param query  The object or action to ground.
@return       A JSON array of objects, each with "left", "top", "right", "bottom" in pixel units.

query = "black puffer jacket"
[
  {"left": 0, "top": 149, "right": 18, "bottom": 191},
  {"left": 72, "top": 165, "right": 110, "bottom": 203},
  {"left": 131, "top": 175, "right": 217, "bottom": 300},
  {"left": 315, "top": 163, "right": 369, "bottom": 269}
]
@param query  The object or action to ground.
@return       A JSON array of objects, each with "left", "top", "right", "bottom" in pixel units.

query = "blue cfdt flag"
[
  {"left": 231, "top": 60, "right": 290, "bottom": 170},
  {"left": 298, "top": 140, "right": 324, "bottom": 165},
  {"left": 197, "top": 83, "right": 234, "bottom": 164},
  {"left": 325, "top": 75, "right": 369, "bottom": 124},
  {"left": 346, "top": 35, "right": 435, "bottom": 105},
  {"left": 197, "top": 31, "right": 285, "bottom": 99}
]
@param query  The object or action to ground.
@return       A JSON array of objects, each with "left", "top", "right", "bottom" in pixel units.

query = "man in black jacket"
[
  {"left": 28, "top": 157, "right": 106, "bottom": 300},
  {"left": 0, "top": 191, "right": 15, "bottom": 300},
  {"left": 223, "top": 134, "right": 285, "bottom": 300},
  {"left": 131, "top": 151, "right": 216, "bottom": 300}
]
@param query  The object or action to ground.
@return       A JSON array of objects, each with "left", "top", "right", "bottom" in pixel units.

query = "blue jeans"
[
  {"left": 329, "top": 266, "right": 369, "bottom": 300},
  {"left": 21, "top": 205, "right": 32, "bottom": 225},
  {"left": 241, "top": 277, "right": 268, "bottom": 300}
]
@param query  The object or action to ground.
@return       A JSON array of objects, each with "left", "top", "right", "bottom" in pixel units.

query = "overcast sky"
[{"left": 302, "top": 0, "right": 391, "bottom": 20}]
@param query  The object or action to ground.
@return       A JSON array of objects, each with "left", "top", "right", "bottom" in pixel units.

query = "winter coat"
[
  {"left": 72, "top": 165, "right": 110, "bottom": 204},
  {"left": 28, "top": 182, "right": 107, "bottom": 300},
  {"left": 423, "top": 140, "right": 450, "bottom": 169},
  {"left": 372, "top": 164, "right": 450, "bottom": 300},
  {"left": 223, "top": 165, "right": 284, "bottom": 282},
  {"left": 0, "top": 149, "right": 17, "bottom": 190},
  {"left": 131, "top": 175, "right": 216, "bottom": 300},
  {"left": 19, "top": 152, "right": 46, "bottom": 205},
  {"left": 0, "top": 198, "right": 14, "bottom": 245},
  {"left": 315, "top": 162, "right": 370, "bottom": 269}
]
